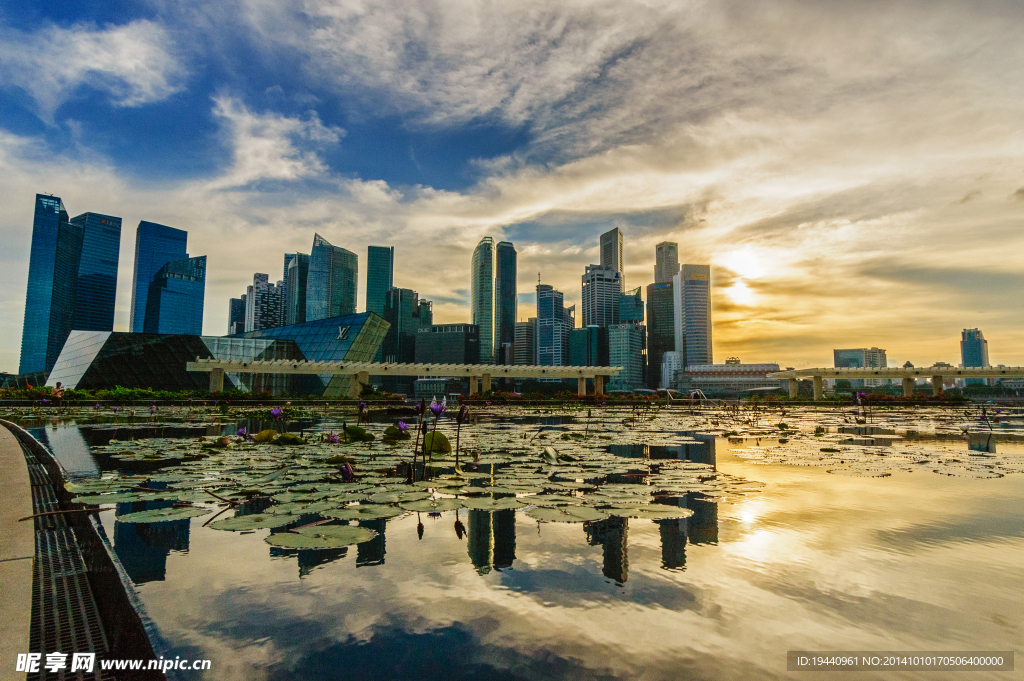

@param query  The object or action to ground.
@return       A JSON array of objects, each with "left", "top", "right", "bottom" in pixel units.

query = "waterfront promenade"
[{"left": 0, "top": 425, "right": 32, "bottom": 681}]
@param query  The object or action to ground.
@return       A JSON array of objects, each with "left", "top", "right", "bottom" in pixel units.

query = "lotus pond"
[{"left": 20, "top": 403, "right": 1024, "bottom": 680}]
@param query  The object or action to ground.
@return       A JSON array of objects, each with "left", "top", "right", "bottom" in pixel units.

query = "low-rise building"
[{"left": 674, "top": 358, "right": 781, "bottom": 396}]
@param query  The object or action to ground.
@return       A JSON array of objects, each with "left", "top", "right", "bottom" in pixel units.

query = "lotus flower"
[
  {"left": 455, "top": 405, "right": 469, "bottom": 425},
  {"left": 415, "top": 399, "right": 426, "bottom": 416},
  {"left": 237, "top": 427, "right": 248, "bottom": 437},
  {"left": 327, "top": 431, "right": 340, "bottom": 444},
  {"left": 429, "top": 396, "right": 447, "bottom": 416},
  {"left": 94, "top": 403, "right": 101, "bottom": 409},
  {"left": 112, "top": 406, "right": 118, "bottom": 413},
  {"left": 397, "top": 421, "right": 409, "bottom": 432},
  {"left": 270, "top": 407, "right": 283, "bottom": 419},
  {"left": 339, "top": 462, "right": 354, "bottom": 482},
  {"left": 149, "top": 405, "right": 155, "bottom": 414}
]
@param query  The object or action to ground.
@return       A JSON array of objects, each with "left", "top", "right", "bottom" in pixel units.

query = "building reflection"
[
  {"left": 658, "top": 518, "right": 687, "bottom": 570},
  {"left": 584, "top": 516, "right": 628, "bottom": 585},
  {"left": 467, "top": 510, "right": 516, "bottom": 574},
  {"left": 39, "top": 425, "right": 100, "bottom": 477},
  {"left": 113, "top": 500, "right": 189, "bottom": 584},
  {"left": 356, "top": 519, "right": 387, "bottom": 567},
  {"left": 269, "top": 547, "right": 349, "bottom": 578},
  {"left": 687, "top": 495, "right": 718, "bottom": 545}
]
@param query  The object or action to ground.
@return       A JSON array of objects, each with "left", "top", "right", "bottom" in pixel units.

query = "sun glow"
[{"left": 726, "top": 280, "right": 756, "bottom": 306}]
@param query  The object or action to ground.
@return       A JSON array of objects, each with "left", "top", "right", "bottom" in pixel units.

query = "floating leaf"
[
  {"left": 209, "top": 514, "right": 297, "bottom": 531},
  {"left": 117, "top": 507, "right": 211, "bottom": 524},
  {"left": 253, "top": 429, "right": 278, "bottom": 443},
  {"left": 460, "top": 497, "right": 526, "bottom": 510},
  {"left": 400, "top": 498, "right": 463, "bottom": 512},
  {"left": 322, "top": 505, "right": 405, "bottom": 520},
  {"left": 423, "top": 432, "right": 452, "bottom": 453},
  {"left": 605, "top": 506, "right": 695, "bottom": 520},
  {"left": 265, "top": 532, "right": 357, "bottom": 549},
  {"left": 295, "top": 525, "right": 378, "bottom": 545},
  {"left": 526, "top": 506, "right": 607, "bottom": 523}
]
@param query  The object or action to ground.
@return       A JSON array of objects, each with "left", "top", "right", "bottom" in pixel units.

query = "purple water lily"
[
  {"left": 270, "top": 407, "right": 283, "bottom": 420},
  {"left": 339, "top": 462, "right": 354, "bottom": 482},
  {"left": 237, "top": 427, "right": 248, "bottom": 437},
  {"left": 455, "top": 405, "right": 469, "bottom": 425},
  {"left": 94, "top": 403, "right": 101, "bottom": 409},
  {"left": 112, "top": 406, "right": 118, "bottom": 413},
  {"left": 327, "top": 431, "right": 340, "bottom": 444},
  {"left": 149, "top": 405, "right": 155, "bottom": 414},
  {"left": 397, "top": 421, "right": 409, "bottom": 432},
  {"left": 429, "top": 396, "right": 447, "bottom": 416}
]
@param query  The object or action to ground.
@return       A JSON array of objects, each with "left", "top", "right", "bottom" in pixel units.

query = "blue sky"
[{"left": 1, "top": 0, "right": 1024, "bottom": 372}]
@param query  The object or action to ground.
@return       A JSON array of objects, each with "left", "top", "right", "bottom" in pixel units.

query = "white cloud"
[
  {"left": 0, "top": 20, "right": 186, "bottom": 121},
  {"left": 208, "top": 96, "right": 344, "bottom": 188}
]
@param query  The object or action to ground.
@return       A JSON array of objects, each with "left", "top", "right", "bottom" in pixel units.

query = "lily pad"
[
  {"left": 605, "top": 506, "right": 695, "bottom": 520},
  {"left": 117, "top": 507, "right": 211, "bottom": 524},
  {"left": 460, "top": 497, "right": 526, "bottom": 510},
  {"left": 295, "top": 525, "right": 378, "bottom": 544},
  {"left": 321, "top": 505, "right": 405, "bottom": 520},
  {"left": 209, "top": 514, "right": 297, "bottom": 531},
  {"left": 399, "top": 498, "right": 463, "bottom": 512},
  {"left": 526, "top": 506, "right": 607, "bottom": 523}
]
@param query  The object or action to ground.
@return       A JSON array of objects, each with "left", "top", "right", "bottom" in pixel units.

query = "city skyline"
[{"left": 2, "top": 1, "right": 1024, "bottom": 371}]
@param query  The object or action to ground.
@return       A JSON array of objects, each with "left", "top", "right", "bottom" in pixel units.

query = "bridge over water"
[{"left": 768, "top": 366, "right": 1024, "bottom": 399}]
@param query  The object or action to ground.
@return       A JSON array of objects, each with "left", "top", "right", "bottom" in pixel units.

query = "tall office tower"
[
  {"left": 244, "top": 274, "right": 284, "bottom": 332},
  {"left": 514, "top": 318, "right": 537, "bottom": 365},
  {"left": 306, "top": 233, "right": 358, "bottom": 321},
  {"left": 608, "top": 324, "right": 646, "bottom": 391},
  {"left": 280, "top": 254, "right": 296, "bottom": 325},
  {"left": 382, "top": 288, "right": 432, "bottom": 364},
  {"left": 600, "top": 227, "right": 624, "bottom": 289},
  {"left": 382, "top": 288, "right": 432, "bottom": 393},
  {"left": 130, "top": 221, "right": 188, "bottom": 333},
  {"left": 833, "top": 347, "right": 888, "bottom": 388},
  {"left": 471, "top": 236, "right": 496, "bottom": 364},
  {"left": 672, "top": 264, "right": 712, "bottom": 367},
  {"left": 569, "top": 326, "right": 608, "bottom": 367},
  {"left": 70, "top": 212, "right": 122, "bottom": 332},
  {"left": 581, "top": 264, "right": 621, "bottom": 327},
  {"left": 228, "top": 297, "right": 246, "bottom": 335},
  {"left": 494, "top": 241, "right": 517, "bottom": 365},
  {"left": 285, "top": 253, "right": 310, "bottom": 326},
  {"left": 416, "top": 324, "right": 481, "bottom": 364},
  {"left": 536, "top": 284, "right": 567, "bottom": 366},
  {"left": 646, "top": 281, "right": 675, "bottom": 388},
  {"left": 654, "top": 242, "right": 679, "bottom": 283},
  {"left": 619, "top": 287, "right": 644, "bottom": 323},
  {"left": 366, "top": 246, "right": 395, "bottom": 316},
  {"left": 143, "top": 256, "right": 206, "bottom": 335},
  {"left": 961, "top": 328, "right": 991, "bottom": 386},
  {"left": 20, "top": 194, "right": 85, "bottom": 375}
]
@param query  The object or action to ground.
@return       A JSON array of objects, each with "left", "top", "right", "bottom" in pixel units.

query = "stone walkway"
[{"left": 0, "top": 424, "right": 33, "bottom": 680}]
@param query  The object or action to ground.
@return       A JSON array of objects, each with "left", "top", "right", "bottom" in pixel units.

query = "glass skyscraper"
[
  {"left": 286, "top": 253, "right": 310, "bottom": 326},
  {"left": 471, "top": 237, "right": 496, "bottom": 364},
  {"left": 672, "top": 264, "right": 713, "bottom": 367},
  {"left": 961, "top": 328, "right": 990, "bottom": 386},
  {"left": 536, "top": 284, "right": 566, "bottom": 366},
  {"left": 228, "top": 296, "right": 246, "bottom": 335},
  {"left": 143, "top": 256, "right": 207, "bottom": 335},
  {"left": 70, "top": 212, "right": 122, "bottom": 332},
  {"left": 20, "top": 194, "right": 85, "bottom": 375},
  {"left": 582, "top": 264, "right": 621, "bottom": 327},
  {"left": 494, "top": 241, "right": 517, "bottom": 365},
  {"left": 130, "top": 221, "right": 188, "bottom": 333},
  {"left": 608, "top": 324, "right": 646, "bottom": 391},
  {"left": 306, "top": 233, "right": 358, "bottom": 321},
  {"left": 600, "top": 227, "right": 624, "bottom": 289},
  {"left": 366, "top": 246, "right": 394, "bottom": 316},
  {"left": 619, "top": 287, "right": 644, "bottom": 323},
  {"left": 654, "top": 241, "right": 679, "bottom": 283},
  {"left": 646, "top": 281, "right": 675, "bottom": 388}
]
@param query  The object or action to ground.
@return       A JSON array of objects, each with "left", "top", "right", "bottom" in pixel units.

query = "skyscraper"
[
  {"left": 471, "top": 237, "right": 496, "bottom": 364},
  {"left": 245, "top": 274, "right": 284, "bottom": 332},
  {"left": 494, "top": 241, "right": 517, "bottom": 365},
  {"left": 536, "top": 284, "right": 567, "bottom": 366},
  {"left": 306, "top": 233, "right": 358, "bottom": 321},
  {"left": 672, "top": 264, "right": 712, "bottom": 367},
  {"left": 281, "top": 254, "right": 296, "bottom": 325},
  {"left": 646, "top": 281, "right": 675, "bottom": 388},
  {"left": 130, "top": 221, "right": 188, "bottom": 333},
  {"left": 143, "top": 256, "right": 206, "bottom": 335},
  {"left": 228, "top": 296, "right": 246, "bottom": 335},
  {"left": 961, "top": 329, "right": 990, "bottom": 386},
  {"left": 581, "top": 264, "right": 621, "bottom": 327},
  {"left": 514, "top": 318, "right": 537, "bottom": 365},
  {"left": 569, "top": 326, "right": 608, "bottom": 367},
  {"left": 608, "top": 324, "right": 646, "bottom": 390},
  {"left": 366, "top": 246, "right": 395, "bottom": 317},
  {"left": 382, "top": 288, "right": 432, "bottom": 393},
  {"left": 70, "top": 212, "right": 122, "bottom": 332},
  {"left": 600, "top": 227, "right": 624, "bottom": 289},
  {"left": 285, "top": 253, "right": 310, "bottom": 326},
  {"left": 833, "top": 347, "right": 888, "bottom": 388},
  {"left": 619, "top": 287, "right": 644, "bottom": 323},
  {"left": 20, "top": 194, "right": 85, "bottom": 375},
  {"left": 655, "top": 242, "right": 679, "bottom": 283}
]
